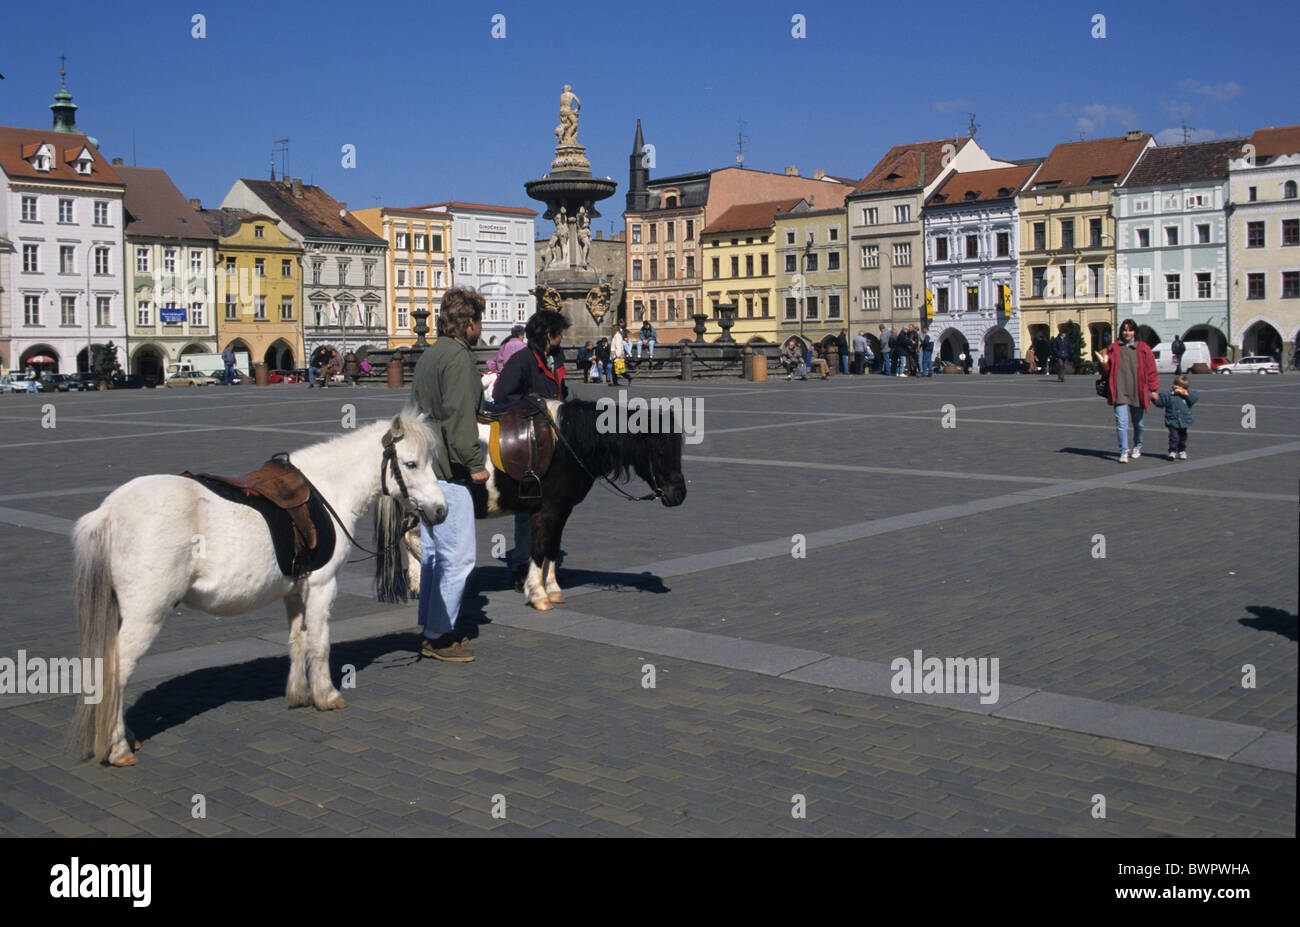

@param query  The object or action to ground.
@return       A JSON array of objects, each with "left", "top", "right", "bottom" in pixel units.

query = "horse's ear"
[{"left": 389, "top": 413, "right": 405, "bottom": 438}]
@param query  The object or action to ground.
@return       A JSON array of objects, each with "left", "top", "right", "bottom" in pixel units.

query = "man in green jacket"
[{"left": 410, "top": 288, "right": 489, "bottom": 662}]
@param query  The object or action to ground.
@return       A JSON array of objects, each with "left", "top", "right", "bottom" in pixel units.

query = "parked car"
[
  {"left": 226, "top": 368, "right": 248, "bottom": 385},
  {"left": 983, "top": 358, "right": 1029, "bottom": 375},
  {"left": 67, "top": 371, "right": 104, "bottom": 391},
  {"left": 1, "top": 373, "right": 33, "bottom": 393},
  {"left": 110, "top": 374, "right": 156, "bottom": 389},
  {"left": 1210, "top": 356, "right": 1229, "bottom": 371},
  {"left": 42, "top": 373, "right": 75, "bottom": 392},
  {"left": 1216, "top": 355, "right": 1281, "bottom": 375},
  {"left": 165, "top": 371, "right": 218, "bottom": 387},
  {"left": 267, "top": 368, "right": 302, "bottom": 384}
]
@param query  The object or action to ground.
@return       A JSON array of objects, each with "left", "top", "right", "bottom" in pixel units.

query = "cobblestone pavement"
[{"left": 0, "top": 373, "right": 1294, "bottom": 836}]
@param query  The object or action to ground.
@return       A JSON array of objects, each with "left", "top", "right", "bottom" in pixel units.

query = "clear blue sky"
[{"left": 2, "top": 0, "right": 1295, "bottom": 237}]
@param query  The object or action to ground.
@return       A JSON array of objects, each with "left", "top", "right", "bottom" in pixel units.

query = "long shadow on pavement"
[{"left": 1241, "top": 605, "right": 1299, "bottom": 642}]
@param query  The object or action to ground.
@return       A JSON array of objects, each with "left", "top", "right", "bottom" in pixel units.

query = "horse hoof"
[
  {"left": 547, "top": 592, "right": 565, "bottom": 604},
  {"left": 326, "top": 696, "right": 347, "bottom": 710},
  {"left": 109, "top": 752, "right": 138, "bottom": 767},
  {"left": 531, "top": 598, "right": 553, "bottom": 611}
]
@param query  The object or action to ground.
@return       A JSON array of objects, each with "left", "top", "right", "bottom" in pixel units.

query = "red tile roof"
[
  {"left": 118, "top": 166, "right": 217, "bottom": 240},
  {"left": 854, "top": 137, "right": 973, "bottom": 193},
  {"left": 414, "top": 201, "right": 538, "bottom": 216},
  {"left": 0, "top": 125, "right": 123, "bottom": 187},
  {"left": 239, "top": 179, "right": 384, "bottom": 241},
  {"left": 702, "top": 198, "right": 804, "bottom": 235},
  {"left": 1248, "top": 125, "right": 1300, "bottom": 159},
  {"left": 927, "top": 163, "right": 1041, "bottom": 205},
  {"left": 1029, "top": 134, "right": 1153, "bottom": 189}
]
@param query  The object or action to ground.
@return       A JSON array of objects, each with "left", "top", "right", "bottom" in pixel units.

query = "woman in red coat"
[{"left": 1097, "top": 318, "right": 1159, "bottom": 463}]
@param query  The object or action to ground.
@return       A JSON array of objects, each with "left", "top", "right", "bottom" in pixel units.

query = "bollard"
[
  {"left": 826, "top": 345, "right": 839, "bottom": 376},
  {"left": 387, "top": 359, "right": 404, "bottom": 389},
  {"left": 680, "top": 346, "right": 693, "bottom": 381},
  {"left": 751, "top": 349, "right": 768, "bottom": 382},
  {"left": 742, "top": 345, "right": 753, "bottom": 381},
  {"left": 253, "top": 362, "right": 269, "bottom": 387}
]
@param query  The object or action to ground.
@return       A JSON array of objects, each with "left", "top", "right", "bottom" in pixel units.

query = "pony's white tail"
[{"left": 71, "top": 507, "right": 120, "bottom": 761}]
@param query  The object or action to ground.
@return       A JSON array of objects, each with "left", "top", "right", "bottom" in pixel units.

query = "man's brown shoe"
[{"left": 420, "top": 636, "right": 475, "bottom": 662}]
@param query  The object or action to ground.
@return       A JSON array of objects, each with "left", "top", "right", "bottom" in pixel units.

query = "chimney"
[
  {"left": 814, "top": 169, "right": 825, "bottom": 180},
  {"left": 292, "top": 177, "right": 304, "bottom": 198},
  {"left": 111, "top": 157, "right": 123, "bottom": 165},
  {"left": 189, "top": 198, "right": 202, "bottom": 210},
  {"left": 595, "top": 230, "right": 603, "bottom": 240},
  {"left": 784, "top": 165, "right": 799, "bottom": 176},
  {"left": 1125, "top": 130, "right": 1143, "bottom": 141}
]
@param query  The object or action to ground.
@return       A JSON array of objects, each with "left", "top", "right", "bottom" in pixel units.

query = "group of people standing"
[{"left": 876, "top": 325, "right": 935, "bottom": 377}]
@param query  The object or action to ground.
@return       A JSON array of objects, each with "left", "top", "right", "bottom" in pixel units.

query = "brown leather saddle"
[
  {"left": 479, "top": 399, "right": 555, "bottom": 499},
  {"left": 183, "top": 454, "right": 335, "bottom": 577}
]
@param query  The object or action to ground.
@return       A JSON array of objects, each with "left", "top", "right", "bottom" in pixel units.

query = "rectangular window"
[
  {"left": 1247, "top": 221, "right": 1265, "bottom": 248},
  {"left": 711, "top": 257, "right": 719, "bottom": 278},
  {"left": 1135, "top": 274, "right": 1149, "bottom": 300},
  {"left": 1062, "top": 264, "right": 1074, "bottom": 298},
  {"left": 397, "top": 268, "right": 407, "bottom": 287},
  {"left": 1137, "top": 228, "right": 1150, "bottom": 248},
  {"left": 648, "top": 299, "right": 657, "bottom": 320},
  {"left": 191, "top": 301, "right": 204, "bottom": 326},
  {"left": 829, "top": 227, "right": 839, "bottom": 242},
  {"left": 164, "top": 249, "right": 176, "bottom": 274},
  {"left": 805, "top": 295, "right": 818, "bottom": 319},
  {"left": 1282, "top": 271, "right": 1300, "bottom": 298},
  {"left": 278, "top": 258, "right": 290, "bottom": 277},
  {"left": 1089, "top": 264, "right": 1104, "bottom": 296},
  {"left": 1196, "top": 223, "right": 1211, "bottom": 244},
  {"left": 935, "top": 237, "right": 948, "bottom": 261},
  {"left": 894, "top": 204, "right": 911, "bottom": 223},
  {"left": 892, "top": 243, "right": 911, "bottom": 266},
  {"left": 416, "top": 233, "right": 427, "bottom": 251},
  {"left": 667, "top": 297, "right": 676, "bottom": 319},
  {"left": 633, "top": 259, "right": 643, "bottom": 281},
  {"left": 137, "top": 301, "right": 151, "bottom": 327},
  {"left": 649, "top": 223, "right": 657, "bottom": 243},
  {"left": 397, "top": 305, "right": 410, "bottom": 329},
  {"left": 1033, "top": 222, "right": 1046, "bottom": 251},
  {"left": 59, "top": 199, "right": 73, "bottom": 223},
  {"left": 312, "top": 302, "right": 324, "bottom": 326},
  {"left": 1196, "top": 272, "right": 1212, "bottom": 299},
  {"left": 61, "top": 295, "right": 76, "bottom": 326},
  {"left": 336, "top": 261, "right": 348, "bottom": 283},
  {"left": 1165, "top": 274, "right": 1181, "bottom": 300},
  {"left": 1032, "top": 267, "right": 1046, "bottom": 298},
  {"left": 94, "top": 247, "right": 109, "bottom": 275},
  {"left": 24, "top": 294, "right": 40, "bottom": 326},
  {"left": 862, "top": 244, "right": 879, "bottom": 268},
  {"left": 686, "top": 220, "right": 694, "bottom": 240},
  {"left": 745, "top": 297, "right": 754, "bottom": 318},
  {"left": 1247, "top": 273, "right": 1265, "bottom": 299},
  {"left": 312, "top": 262, "right": 322, "bottom": 284},
  {"left": 730, "top": 256, "right": 739, "bottom": 276},
  {"left": 1283, "top": 219, "right": 1299, "bottom": 247},
  {"left": 785, "top": 297, "right": 798, "bottom": 320},
  {"left": 254, "top": 225, "right": 264, "bottom": 238},
  {"left": 94, "top": 201, "right": 109, "bottom": 225},
  {"left": 96, "top": 296, "right": 111, "bottom": 326},
  {"left": 805, "top": 253, "right": 819, "bottom": 272},
  {"left": 459, "top": 256, "right": 467, "bottom": 273},
  {"left": 686, "top": 255, "right": 695, "bottom": 278},
  {"left": 667, "top": 257, "right": 676, "bottom": 278},
  {"left": 189, "top": 251, "right": 202, "bottom": 274},
  {"left": 996, "top": 231, "right": 1010, "bottom": 257},
  {"left": 650, "top": 258, "right": 659, "bottom": 280},
  {"left": 364, "top": 264, "right": 374, "bottom": 286},
  {"left": 686, "top": 296, "right": 694, "bottom": 316},
  {"left": 254, "top": 258, "right": 265, "bottom": 277},
  {"left": 864, "top": 287, "right": 880, "bottom": 310},
  {"left": 1248, "top": 187, "right": 1257, "bottom": 202},
  {"left": 226, "top": 295, "right": 238, "bottom": 320},
  {"left": 280, "top": 297, "right": 294, "bottom": 321},
  {"left": 136, "top": 248, "right": 149, "bottom": 273},
  {"left": 862, "top": 207, "right": 878, "bottom": 225},
  {"left": 666, "top": 221, "right": 675, "bottom": 241},
  {"left": 1090, "top": 218, "right": 1103, "bottom": 247},
  {"left": 966, "top": 286, "right": 979, "bottom": 312},
  {"left": 255, "top": 296, "right": 267, "bottom": 320},
  {"left": 631, "top": 224, "right": 641, "bottom": 244},
  {"left": 785, "top": 254, "right": 797, "bottom": 272},
  {"left": 415, "top": 269, "right": 426, "bottom": 287},
  {"left": 61, "top": 245, "right": 75, "bottom": 274},
  {"left": 1165, "top": 226, "right": 1179, "bottom": 247},
  {"left": 965, "top": 234, "right": 978, "bottom": 259},
  {"left": 892, "top": 285, "right": 912, "bottom": 310},
  {"left": 1060, "top": 220, "right": 1074, "bottom": 250},
  {"left": 936, "top": 287, "right": 949, "bottom": 314},
  {"left": 828, "top": 295, "right": 841, "bottom": 318},
  {"left": 745, "top": 255, "right": 754, "bottom": 277},
  {"left": 22, "top": 196, "right": 38, "bottom": 221}
]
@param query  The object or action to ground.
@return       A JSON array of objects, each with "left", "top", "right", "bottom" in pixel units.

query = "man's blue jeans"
[
  {"left": 224, "top": 364, "right": 234, "bottom": 385},
  {"left": 417, "top": 481, "right": 476, "bottom": 639},
  {"left": 882, "top": 352, "right": 892, "bottom": 375},
  {"left": 921, "top": 350, "right": 933, "bottom": 376},
  {"left": 1114, "top": 403, "right": 1146, "bottom": 453}
]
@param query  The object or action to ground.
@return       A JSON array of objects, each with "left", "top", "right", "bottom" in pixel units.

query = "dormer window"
[
  {"left": 964, "top": 190, "right": 980, "bottom": 201},
  {"left": 34, "top": 151, "right": 52, "bottom": 172},
  {"left": 75, "top": 157, "right": 92, "bottom": 175}
]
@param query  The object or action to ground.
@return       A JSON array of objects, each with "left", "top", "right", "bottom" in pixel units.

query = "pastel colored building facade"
[
  {"left": 1226, "top": 126, "right": 1300, "bottom": 360},
  {"left": 848, "top": 137, "right": 1013, "bottom": 345},
  {"left": 353, "top": 206, "right": 454, "bottom": 348},
  {"left": 1114, "top": 139, "right": 1245, "bottom": 357},
  {"left": 197, "top": 206, "right": 304, "bottom": 372},
  {"left": 417, "top": 201, "right": 536, "bottom": 346},
  {"left": 117, "top": 166, "right": 219, "bottom": 380},
  {"left": 1017, "top": 132, "right": 1154, "bottom": 359},
  {"left": 773, "top": 202, "right": 850, "bottom": 349},
  {"left": 702, "top": 198, "right": 801, "bottom": 343},
  {"left": 923, "top": 162, "right": 1039, "bottom": 365},
  {"left": 222, "top": 177, "right": 386, "bottom": 366}
]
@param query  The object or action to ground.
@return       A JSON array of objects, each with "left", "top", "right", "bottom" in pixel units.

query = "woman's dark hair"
[
  {"left": 525, "top": 309, "right": 570, "bottom": 352},
  {"left": 1119, "top": 318, "right": 1138, "bottom": 334}
]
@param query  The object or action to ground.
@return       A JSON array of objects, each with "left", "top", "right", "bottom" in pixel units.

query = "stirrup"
[{"left": 518, "top": 471, "right": 543, "bottom": 502}]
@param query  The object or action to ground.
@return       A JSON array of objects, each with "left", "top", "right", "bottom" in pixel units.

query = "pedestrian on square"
[
  {"left": 1150, "top": 374, "right": 1198, "bottom": 460},
  {"left": 221, "top": 344, "right": 236, "bottom": 386},
  {"left": 609, "top": 327, "right": 627, "bottom": 385},
  {"left": 1053, "top": 327, "right": 1073, "bottom": 382},
  {"left": 1025, "top": 343, "right": 1039, "bottom": 374},
  {"left": 409, "top": 288, "right": 490, "bottom": 662},
  {"left": 891, "top": 327, "right": 905, "bottom": 377},
  {"left": 880, "top": 325, "right": 893, "bottom": 375},
  {"left": 905, "top": 326, "right": 920, "bottom": 376},
  {"left": 836, "top": 328, "right": 851, "bottom": 375},
  {"left": 920, "top": 328, "right": 934, "bottom": 377},
  {"left": 852, "top": 330, "right": 868, "bottom": 375},
  {"left": 1172, "top": 334, "right": 1186, "bottom": 375},
  {"left": 1098, "top": 317, "right": 1159, "bottom": 464}
]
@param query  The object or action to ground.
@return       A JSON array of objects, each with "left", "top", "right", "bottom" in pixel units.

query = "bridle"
[{"left": 536, "top": 400, "right": 670, "bottom": 503}]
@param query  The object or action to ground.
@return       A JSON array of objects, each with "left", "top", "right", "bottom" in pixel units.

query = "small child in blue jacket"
[{"left": 1150, "top": 374, "right": 1198, "bottom": 460}]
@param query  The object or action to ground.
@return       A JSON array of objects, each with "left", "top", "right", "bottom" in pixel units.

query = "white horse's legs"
[
  {"left": 303, "top": 579, "right": 346, "bottom": 710},
  {"left": 403, "top": 528, "right": 421, "bottom": 596},
  {"left": 106, "top": 598, "right": 169, "bottom": 765},
  {"left": 523, "top": 558, "right": 551, "bottom": 610},
  {"left": 283, "top": 590, "right": 311, "bottom": 708},
  {"left": 542, "top": 558, "right": 564, "bottom": 604}
]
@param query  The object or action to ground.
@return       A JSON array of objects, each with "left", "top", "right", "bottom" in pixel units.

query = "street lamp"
[
  {"left": 799, "top": 238, "right": 813, "bottom": 344},
  {"left": 84, "top": 239, "right": 96, "bottom": 373}
]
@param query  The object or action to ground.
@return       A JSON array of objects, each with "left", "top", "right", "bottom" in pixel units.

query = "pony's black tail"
[{"left": 374, "top": 496, "right": 411, "bottom": 603}]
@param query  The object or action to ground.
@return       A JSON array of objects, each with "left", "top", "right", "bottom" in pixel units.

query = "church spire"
[
  {"left": 50, "top": 55, "right": 79, "bottom": 134},
  {"left": 626, "top": 118, "right": 649, "bottom": 212}
]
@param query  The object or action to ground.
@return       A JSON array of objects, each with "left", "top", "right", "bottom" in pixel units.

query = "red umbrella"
[{"left": 27, "top": 355, "right": 54, "bottom": 364}]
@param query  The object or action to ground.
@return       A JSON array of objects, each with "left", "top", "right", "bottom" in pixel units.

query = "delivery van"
[{"left": 1152, "top": 341, "right": 1211, "bottom": 373}]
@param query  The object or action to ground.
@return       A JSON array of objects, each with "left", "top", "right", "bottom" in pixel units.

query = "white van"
[{"left": 1151, "top": 341, "right": 1211, "bottom": 373}]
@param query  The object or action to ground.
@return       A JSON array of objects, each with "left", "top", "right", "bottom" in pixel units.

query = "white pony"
[{"left": 72, "top": 410, "right": 447, "bottom": 767}]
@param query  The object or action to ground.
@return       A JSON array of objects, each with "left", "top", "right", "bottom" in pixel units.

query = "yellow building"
[
  {"left": 1018, "top": 133, "right": 1153, "bottom": 357},
  {"left": 701, "top": 199, "right": 802, "bottom": 342},
  {"left": 773, "top": 202, "right": 849, "bottom": 348},
  {"left": 353, "top": 207, "right": 454, "bottom": 348},
  {"left": 199, "top": 208, "right": 304, "bottom": 369}
]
